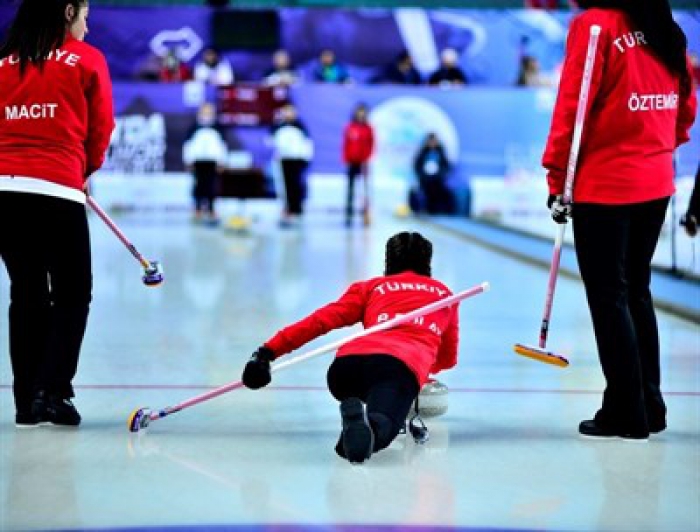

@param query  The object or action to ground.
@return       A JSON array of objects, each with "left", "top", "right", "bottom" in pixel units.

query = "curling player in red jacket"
[
  {"left": 0, "top": 0, "right": 115, "bottom": 427},
  {"left": 542, "top": 0, "right": 697, "bottom": 440},
  {"left": 242, "top": 232, "right": 460, "bottom": 464}
]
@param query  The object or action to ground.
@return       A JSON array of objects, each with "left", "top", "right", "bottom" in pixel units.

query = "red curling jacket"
[
  {"left": 0, "top": 35, "right": 115, "bottom": 189},
  {"left": 543, "top": 9, "right": 697, "bottom": 205},
  {"left": 342, "top": 120, "right": 374, "bottom": 165},
  {"left": 264, "top": 271, "right": 460, "bottom": 387}
]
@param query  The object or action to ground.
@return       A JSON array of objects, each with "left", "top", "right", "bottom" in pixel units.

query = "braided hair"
[{"left": 384, "top": 232, "right": 433, "bottom": 277}]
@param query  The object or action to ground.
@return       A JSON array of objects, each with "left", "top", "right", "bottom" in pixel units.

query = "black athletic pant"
[
  {"left": 192, "top": 161, "right": 218, "bottom": 214},
  {"left": 420, "top": 177, "right": 453, "bottom": 214},
  {"left": 572, "top": 197, "right": 669, "bottom": 433},
  {"left": 327, "top": 354, "right": 420, "bottom": 453},
  {"left": 280, "top": 159, "right": 308, "bottom": 215},
  {"left": 0, "top": 192, "right": 92, "bottom": 412},
  {"left": 345, "top": 163, "right": 364, "bottom": 219}
]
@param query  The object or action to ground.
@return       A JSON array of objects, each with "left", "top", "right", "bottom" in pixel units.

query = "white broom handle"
[
  {"left": 540, "top": 24, "right": 601, "bottom": 348},
  {"left": 272, "top": 281, "right": 490, "bottom": 373},
  {"left": 563, "top": 24, "right": 601, "bottom": 205}
]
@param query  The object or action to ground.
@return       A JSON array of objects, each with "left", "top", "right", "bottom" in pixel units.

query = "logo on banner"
[
  {"left": 104, "top": 114, "right": 167, "bottom": 173},
  {"left": 150, "top": 27, "right": 203, "bottom": 61}
]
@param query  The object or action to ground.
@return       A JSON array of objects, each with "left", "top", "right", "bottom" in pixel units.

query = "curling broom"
[{"left": 514, "top": 24, "right": 602, "bottom": 368}]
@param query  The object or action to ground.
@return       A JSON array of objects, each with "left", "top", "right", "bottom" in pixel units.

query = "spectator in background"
[
  {"left": 516, "top": 55, "right": 552, "bottom": 87},
  {"left": 690, "top": 52, "right": 700, "bottom": 85},
  {"left": 183, "top": 102, "right": 228, "bottom": 224},
  {"left": 412, "top": 133, "right": 453, "bottom": 215},
  {"left": 271, "top": 104, "right": 313, "bottom": 227},
  {"left": 342, "top": 103, "right": 375, "bottom": 227},
  {"left": 313, "top": 49, "right": 350, "bottom": 84},
  {"left": 680, "top": 163, "right": 700, "bottom": 237},
  {"left": 263, "top": 49, "right": 298, "bottom": 86},
  {"left": 428, "top": 48, "right": 467, "bottom": 86},
  {"left": 375, "top": 51, "right": 422, "bottom": 85},
  {"left": 193, "top": 47, "right": 234, "bottom": 86},
  {"left": 159, "top": 48, "right": 192, "bottom": 82}
]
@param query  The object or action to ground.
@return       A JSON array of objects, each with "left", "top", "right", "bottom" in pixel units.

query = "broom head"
[{"left": 514, "top": 343, "right": 569, "bottom": 368}]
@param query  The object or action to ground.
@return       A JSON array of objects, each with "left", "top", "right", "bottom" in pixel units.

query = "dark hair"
[
  {"left": 384, "top": 232, "right": 433, "bottom": 277},
  {"left": 0, "top": 0, "right": 85, "bottom": 74},
  {"left": 577, "top": 0, "right": 690, "bottom": 92}
]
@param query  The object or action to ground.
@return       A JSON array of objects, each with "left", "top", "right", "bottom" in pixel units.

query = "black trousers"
[
  {"left": 345, "top": 163, "right": 365, "bottom": 219},
  {"left": 327, "top": 354, "right": 420, "bottom": 453},
  {"left": 572, "top": 197, "right": 669, "bottom": 433},
  {"left": 419, "top": 177, "right": 453, "bottom": 214},
  {"left": 280, "top": 159, "right": 308, "bottom": 215},
  {"left": 192, "top": 161, "right": 218, "bottom": 214},
  {"left": 0, "top": 192, "right": 92, "bottom": 412}
]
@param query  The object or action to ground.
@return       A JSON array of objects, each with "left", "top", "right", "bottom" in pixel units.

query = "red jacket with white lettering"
[
  {"left": 543, "top": 9, "right": 697, "bottom": 204},
  {"left": 264, "top": 271, "right": 459, "bottom": 386},
  {"left": 0, "top": 35, "right": 114, "bottom": 189}
]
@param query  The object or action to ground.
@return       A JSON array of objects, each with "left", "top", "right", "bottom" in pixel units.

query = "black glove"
[
  {"left": 547, "top": 194, "right": 572, "bottom": 224},
  {"left": 242, "top": 346, "right": 275, "bottom": 389},
  {"left": 680, "top": 213, "right": 698, "bottom": 237}
]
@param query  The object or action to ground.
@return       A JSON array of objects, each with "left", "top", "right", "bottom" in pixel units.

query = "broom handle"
[
  {"left": 86, "top": 195, "right": 151, "bottom": 269},
  {"left": 540, "top": 24, "right": 601, "bottom": 348}
]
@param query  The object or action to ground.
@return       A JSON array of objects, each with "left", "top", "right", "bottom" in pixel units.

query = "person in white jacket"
[
  {"left": 183, "top": 102, "right": 228, "bottom": 223},
  {"left": 193, "top": 47, "right": 234, "bottom": 86},
  {"left": 271, "top": 104, "right": 313, "bottom": 226}
]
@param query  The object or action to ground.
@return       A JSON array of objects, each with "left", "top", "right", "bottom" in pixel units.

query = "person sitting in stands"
[
  {"left": 428, "top": 48, "right": 467, "bottom": 86},
  {"left": 375, "top": 51, "right": 422, "bottom": 85},
  {"left": 313, "top": 49, "right": 350, "bottom": 84},
  {"left": 263, "top": 49, "right": 298, "bottom": 86},
  {"left": 193, "top": 47, "right": 234, "bottom": 86},
  {"left": 159, "top": 48, "right": 192, "bottom": 83}
]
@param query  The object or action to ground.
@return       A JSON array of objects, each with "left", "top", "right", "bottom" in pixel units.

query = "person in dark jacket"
[
  {"left": 375, "top": 51, "right": 422, "bottom": 85},
  {"left": 680, "top": 163, "right": 700, "bottom": 237},
  {"left": 413, "top": 133, "right": 453, "bottom": 215},
  {"left": 428, "top": 48, "right": 467, "bottom": 86}
]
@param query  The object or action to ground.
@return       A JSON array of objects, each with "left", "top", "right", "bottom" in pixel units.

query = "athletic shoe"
[
  {"left": 649, "top": 420, "right": 667, "bottom": 434},
  {"left": 32, "top": 391, "right": 81, "bottom": 427},
  {"left": 579, "top": 419, "right": 648, "bottom": 441},
  {"left": 15, "top": 411, "right": 42, "bottom": 428},
  {"left": 340, "top": 398, "right": 374, "bottom": 464}
]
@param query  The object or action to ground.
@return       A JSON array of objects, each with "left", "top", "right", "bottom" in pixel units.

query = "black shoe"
[
  {"left": 649, "top": 420, "right": 667, "bottom": 434},
  {"left": 15, "top": 411, "right": 42, "bottom": 428},
  {"left": 32, "top": 391, "right": 81, "bottom": 427},
  {"left": 340, "top": 398, "right": 374, "bottom": 464},
  {"left": 579, "top": 419, "right": 648, "bottom": 441},
  {"left": 334, "top": 436, "right": 347, "bottom": 459}
]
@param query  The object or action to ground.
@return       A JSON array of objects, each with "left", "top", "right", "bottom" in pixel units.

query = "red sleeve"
[
  {"left": 84, "top": 51, "right": 115, "bottom": 177},
  {"left": 264, "top": 282, "right": 366, "bottom": 358},
  {"left": 430, "top": 305, "right": 459, "bottom": 374},
  {"left": 542, "top": 15, "right": 605, "bottom": 195},
  {"left": 676, "top": 55, "right": 698, "bottom": 147}
]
